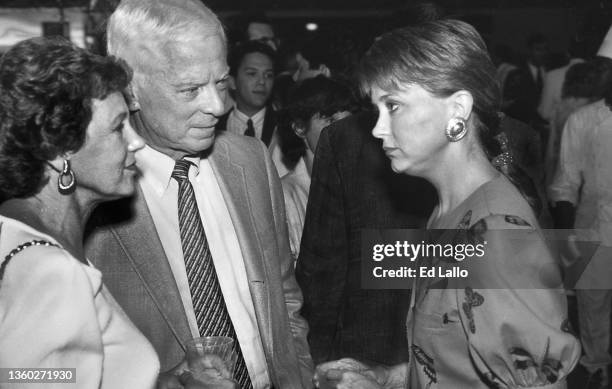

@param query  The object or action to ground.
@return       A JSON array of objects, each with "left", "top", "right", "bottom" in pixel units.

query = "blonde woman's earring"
[
  {"left": 58, "top": 159, "right": 76, "bottom": 195},
  {"left": 445, "top": 118, "right": 467, "bottom": 142}
]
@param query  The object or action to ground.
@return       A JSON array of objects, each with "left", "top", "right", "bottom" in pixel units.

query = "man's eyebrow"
[{"left": 171, "top": 81, "right": 203, "bottom": 88}]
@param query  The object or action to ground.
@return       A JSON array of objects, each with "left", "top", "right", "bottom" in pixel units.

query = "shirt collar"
[
  {"left": 136, "top": 145, "right": 201, "bottom": 196},
  {"left": 527, "top": 62, "right": 544, "bottom": 77},
  {"left": 232, "top": 106, "right": 267, "bottom": 127},
  {"left": 569, "top": 58, "right": 584, "bottom": 66}
]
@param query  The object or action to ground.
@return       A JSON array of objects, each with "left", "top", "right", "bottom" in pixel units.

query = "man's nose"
[{"left": 200, "top": 86, "right": 225, "bottom": 116}]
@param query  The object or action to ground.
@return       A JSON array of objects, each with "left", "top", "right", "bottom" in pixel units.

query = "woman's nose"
[
  {"left": 371, "top": 112, "right": 387, "bottom": 139},
  {"left": 124, "top": 120, "right": 145, "bottom": 152}
]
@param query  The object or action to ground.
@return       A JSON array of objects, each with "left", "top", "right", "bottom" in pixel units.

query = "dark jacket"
[{"left": 295, "top": 111, "right": 437, "bottom": 365}]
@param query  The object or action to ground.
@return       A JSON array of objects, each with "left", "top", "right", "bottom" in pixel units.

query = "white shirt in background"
[{"left": 226, "top": 106, "right": 266, "bottom": 138}]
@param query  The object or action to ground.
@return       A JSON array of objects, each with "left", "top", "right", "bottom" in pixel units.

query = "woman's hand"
[
  {"left": 314, "top": 358, "right": 382, "bottom": 388},
  {"left": 314, "top": 359, "right": 408, "bottom": 389}
]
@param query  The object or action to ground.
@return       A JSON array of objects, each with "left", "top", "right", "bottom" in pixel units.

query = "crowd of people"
[{"left": 0, "top": 0, "right": 611, "bottom": 388}]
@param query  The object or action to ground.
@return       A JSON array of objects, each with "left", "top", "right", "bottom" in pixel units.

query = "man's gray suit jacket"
[{"left": 85, "top": 132, "right": 313, "bottom": 388}]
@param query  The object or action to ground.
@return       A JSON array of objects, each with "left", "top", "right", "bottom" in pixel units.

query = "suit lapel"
[
  {"left": 261, "top": 107, "right": 276, "bottom": 147},
  {"left": 207, "top": 137, "right": 273, "bottom": 344},
  {"left": 111, "top": 186, "right": 192, "bottom": 348}
]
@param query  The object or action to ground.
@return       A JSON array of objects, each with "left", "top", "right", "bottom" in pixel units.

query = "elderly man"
[{"left": 85, "top": 0, "right": 313, "bottom": 388}]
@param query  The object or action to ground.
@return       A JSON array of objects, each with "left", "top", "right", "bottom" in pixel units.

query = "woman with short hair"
[{"left": 315, "top": 19, "right": 580, "bottom": 389}]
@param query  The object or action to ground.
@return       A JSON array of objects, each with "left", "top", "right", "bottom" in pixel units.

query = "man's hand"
[
  {"left": 157, "top": 372, "right": 184, "bottom": 389},
  {"left": 157, "top": 355, "right": 237, "bottom": 389},
  {"left": 179, "top": 371, "right": 237, "bottom": 389}
]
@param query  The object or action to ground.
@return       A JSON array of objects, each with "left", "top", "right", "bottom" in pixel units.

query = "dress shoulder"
[{"left": 454, "top": 175, "right": 539, "bottom": 231}]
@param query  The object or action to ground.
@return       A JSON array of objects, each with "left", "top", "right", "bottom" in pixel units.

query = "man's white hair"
[{"left": 107, "top": 0, "right": 225, "bottom": 75}]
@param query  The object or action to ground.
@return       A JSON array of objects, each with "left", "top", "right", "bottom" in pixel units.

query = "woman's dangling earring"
[
  {"left": 57, "top": 159, "right": 76, "bottom": 195},
  {"left": 445, "top": 117, "right": 467, "bottom": 142}
]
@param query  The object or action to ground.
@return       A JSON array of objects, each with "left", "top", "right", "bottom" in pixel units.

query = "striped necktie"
[{"left": 171, "top": 159, "right": 253, "bottom": 388}]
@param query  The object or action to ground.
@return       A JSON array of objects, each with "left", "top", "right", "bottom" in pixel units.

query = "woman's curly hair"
[{"left": 0, "top": 37, "right": 132, "bottom": 202}]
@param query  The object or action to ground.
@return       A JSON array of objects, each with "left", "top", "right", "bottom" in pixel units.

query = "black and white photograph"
[{"left": 0, "top": 0, "right": 611, "bottom": 388}]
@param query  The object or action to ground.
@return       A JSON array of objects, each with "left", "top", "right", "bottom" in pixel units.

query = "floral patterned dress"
[{"left": 406, "top": 174, "right": 580, "bottom": 388}]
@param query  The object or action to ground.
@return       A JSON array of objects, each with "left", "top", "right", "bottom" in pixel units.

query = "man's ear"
[
  {"left": 228, "top": 75, "right": 236, "bottom": 91},
  {"left": 449, "top": 90, "right": 474, "bottom": 120}
]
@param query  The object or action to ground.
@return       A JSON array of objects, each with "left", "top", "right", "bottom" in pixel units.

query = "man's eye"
[
  {"left": 113, "top": 123, "right": 125, "bottom": 133},
  {"left": 217, "top": 79, "right": 228, "bottom": 90},
  {"left": 181, "top": 87, "right": 199, "bottom": 96}
]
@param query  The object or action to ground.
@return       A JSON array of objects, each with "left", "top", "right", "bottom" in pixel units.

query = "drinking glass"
[{"left": 185, "top": 336, "right": 237, "bottom": 379}]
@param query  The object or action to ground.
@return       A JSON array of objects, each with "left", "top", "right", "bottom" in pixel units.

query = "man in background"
[
  {"left": 296, "top": 111, "right": 437, "bottom": 365},
  {"left": 216, "top": 40, "right": 288, "bottom": 176}
]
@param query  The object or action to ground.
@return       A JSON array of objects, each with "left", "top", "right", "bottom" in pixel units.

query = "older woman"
[
  {"left": 315, "top": 20, "right": 580, "bottom": 389},
  {"left": 0, "top": 37, "right": 157, "bottom": 387}
]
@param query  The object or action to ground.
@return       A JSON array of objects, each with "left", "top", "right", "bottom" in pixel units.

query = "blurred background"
[{"left": 1, "top": 0, "right": 611, "bottom": 66}]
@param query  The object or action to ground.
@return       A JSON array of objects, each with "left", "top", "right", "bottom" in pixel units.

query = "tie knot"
[
  {"left": 244, "top": 118, "right": 255, "bottom": 137},
  {"left": 171, "top": 159, "right": 192, "bottom": 182}
]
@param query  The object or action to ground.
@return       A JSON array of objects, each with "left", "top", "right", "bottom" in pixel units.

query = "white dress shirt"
[
  {"left": 528, "top": 62, "right": 546, "bottom": 84},
  {"left": 227, "top": 106, "right": 266, "bottom": 139},
  {"left": 538, "top": 58, "right": 584, "bottom": 121},
  {"left": 549, "top": 99, "right": 612, "bottom": 288},
  {"left": 226, "top": 106, "right": 289, "bottom": 178},
  {"left": 136, "top": 145, "right": 271, "bottom": 388},
  {"left": 549, "top": 99, "right": 612, "bottom": 245},
  {"left": 280, "top": 158, "right": 310, "bottom": 261}
]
